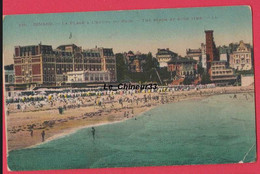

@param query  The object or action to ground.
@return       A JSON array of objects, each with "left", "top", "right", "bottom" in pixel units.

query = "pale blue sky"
[{"left": 3, "top": 6, "right": 252, "bottom": 65}]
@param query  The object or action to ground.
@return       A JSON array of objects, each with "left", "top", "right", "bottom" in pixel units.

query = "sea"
[{"left": 8, "top": 93, "right": 256, "bottom": 171}]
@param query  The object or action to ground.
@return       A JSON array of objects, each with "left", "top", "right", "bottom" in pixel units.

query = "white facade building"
[
  {"left": 229, "top": 40, "right": 252, "bottom": 70},
  {"left": 156, "top": 48, "right": 178, "bottom": 68},
  {"left": 211, "top": 61, "right": 237, "bottom": 85},
  {"left": 201, "top": 43, "right": 207, "bottom": 69},
  {"left": 67, "top": 71, "right": 111, "bottom": 83},
  {"left": 186, "top": 48, "right": 201, "bottom": 62},
  {"left": 220, "top": 53, "right": 228, "bottom": 62}
]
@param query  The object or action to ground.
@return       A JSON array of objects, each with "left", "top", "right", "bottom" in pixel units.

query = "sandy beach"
[{"left": 5, "top": 85, "right": 254, "bottom": 152}]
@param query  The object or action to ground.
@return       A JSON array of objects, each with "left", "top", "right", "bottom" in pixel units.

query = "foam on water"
[{"left": 8, "top": 93, "right": 256, "bottom": 171}]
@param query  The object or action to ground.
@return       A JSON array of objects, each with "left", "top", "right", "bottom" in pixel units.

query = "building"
[
  {"left": 229, "top": 40, "right": 252, "bottom": 70},
  {"left": 13, "top": 43, "right": 117, "bottom": 87},
  {"left": 201, "top": 43, "right": 207, "bottom": 69},
  {"left": 210, "top": 61, "right": 237, "bottom": 86},
  {"left": 186, "top": 44, "right": 209, "bottom": 69},
  {"left": 205, "top": 30, "right": 219, "bottom": 75},
  {"left": 131, "top": 59, "right": 141, "bottom": 72},
  {"left": 124, "top": 51, "right": 144, "bottom": 72},
  {"left": 4, "top": 64, "right": 15, "bottom": 85},
  {"left": 66, "top": 70, "right": 111, "bottom": 83},
  {"left": 220, "top": 53, "right": 228, "bottom": 62},
  {"left": 218, "top": 45, "right": 231, "bottom": 63},
  {"left": 167, "top": 57, "right": 197, "bottom": 78},
  {"left": 186, "top": 48, "right": 201, "bottom": 62},
  {"left": 4, "top": 64, "right": 17, "bottom": 97},
  {"left": 156, "top": 48, "right": 178, "bottom": 68}
]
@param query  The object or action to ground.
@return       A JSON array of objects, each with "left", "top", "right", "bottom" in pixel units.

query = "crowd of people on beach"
[
  {"left": 5, "top": 83, "right": 255, "bottom": 118},
  {"left": 6, "top": 84, "right": 218, "bottom": 113},
  {"left": 6, "top": 84, "right": 253, "bottom": 121},
  {"left": 6, "top": 84, "right": 255, "bottom": 150}
]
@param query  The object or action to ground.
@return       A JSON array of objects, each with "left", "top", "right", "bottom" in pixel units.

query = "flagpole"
[{"left": 69, "top": 32, "right": 72, "bottom": 45}]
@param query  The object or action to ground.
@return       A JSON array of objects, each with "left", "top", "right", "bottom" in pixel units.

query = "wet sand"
[{"left": 5, "top": 85, "right": 254, "bottom": 152}]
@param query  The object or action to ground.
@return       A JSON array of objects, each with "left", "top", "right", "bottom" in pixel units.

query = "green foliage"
[
  {"left": 197, "top": 63, "right": 204, "bottom": 75},
  {"left": 115, "top": 52, "right": 173, "bottom": 85},
  {"left": 183, "top": 77, "right": 192, "bottom": 85},
  {"left": 142, "top": 52, "right": 159, "bottom": 72},
  {"left": 201, "top": 72, "right": 211, "bottom": 84},
  {"left": 157, "top": 68, "right": 173, "bottom": 83},
  {"left": 115, "top": 53, "right": 129, "bottom": 82}
]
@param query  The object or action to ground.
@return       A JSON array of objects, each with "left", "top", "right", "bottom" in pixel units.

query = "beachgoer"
[
  {"left": 91, "top": 127, "right": 95, "bottom": 140},
  {"left": 41, "top": 130, "right": 45, "bottom": 142}
]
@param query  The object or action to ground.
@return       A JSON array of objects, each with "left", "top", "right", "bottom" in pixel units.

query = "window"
[
  {"left": 5, "top": 75, "right": 8, "bottom": 82},
  {"left": 85, "top": 75, "right": 89, "bottom": 81}
]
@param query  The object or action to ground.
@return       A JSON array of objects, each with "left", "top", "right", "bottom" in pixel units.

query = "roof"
[
  {"left": 205, "top": 30, "right": 214, "bottom": 33},
  {"left": 56, "top": 44, "right": 80, "bottom": 51},
  {"left": 4, "top": 64, "right": 14, "bottom": 70},
  {"left": 156, "top": 48, "right": 178, "bottom": 56},
  {"left": 168, "top": 57, "right": 197, "bottom": 64},
  {"left": 186, "top": 48, "right": 201, "bottom": 54},
  {"left": 15, "top": 44, "right": 52, "bottom": 48},
  {"left": 57, "top": 44, "right": 78, "bottom": 48}
]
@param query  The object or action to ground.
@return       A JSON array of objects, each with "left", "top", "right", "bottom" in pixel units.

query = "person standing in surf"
[
  {"left": 91, "top": 127, "right": 96, "bottom": 140},
  {"left": 41, "top": 130, "right": 45, "bottom": 142}
]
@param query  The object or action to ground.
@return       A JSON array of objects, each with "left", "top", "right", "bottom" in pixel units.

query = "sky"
[{"left": 3, "top": 6, "right": 252, "bottom": 65}]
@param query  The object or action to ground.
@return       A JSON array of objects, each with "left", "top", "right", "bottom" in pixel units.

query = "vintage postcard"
[{"left": 3, "top": 6, "right": 256, "bottom": 171}]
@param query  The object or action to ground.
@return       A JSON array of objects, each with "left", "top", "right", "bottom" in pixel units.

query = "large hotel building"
[{"left": 13, "top": 44, "right": 117, "bottom": 87}]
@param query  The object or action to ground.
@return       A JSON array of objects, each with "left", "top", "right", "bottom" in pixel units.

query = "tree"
[
  {"left": 143, "top": 52, "right": 159, "bottom": 72},
  {"left": 201, "top": 72, "right": 211, "bottom": 84},
  {"left": 157, "top": 67, "right": 172, "bottom": 83},
  {"left": 197, "top": 63, "right": 204, "bottom": 76},
  {"left": 183, "top": 77, "right": 192, "bottom": 85},
  {"left": 115, "top": 53, "right": 129, "bottom": 82}
]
